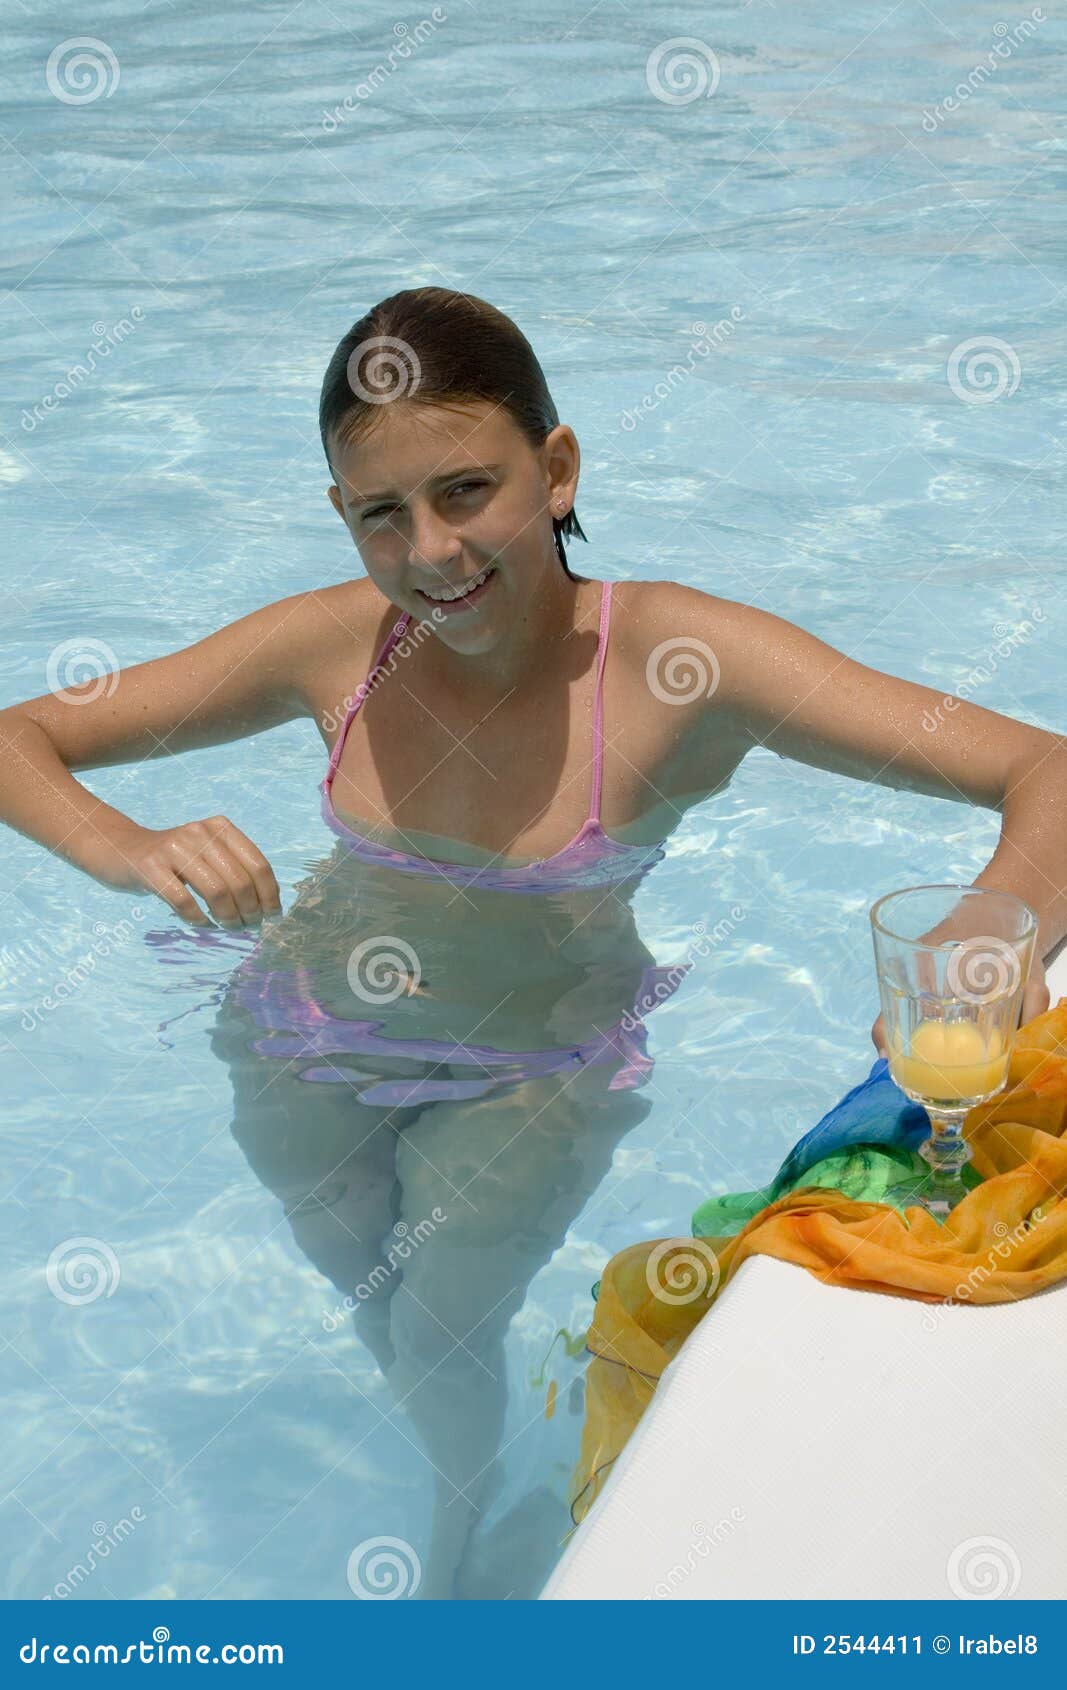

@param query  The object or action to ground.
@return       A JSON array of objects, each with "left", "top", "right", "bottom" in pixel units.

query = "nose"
[{"left": 406, "top": 497, "right": 462, "bottom": 575}]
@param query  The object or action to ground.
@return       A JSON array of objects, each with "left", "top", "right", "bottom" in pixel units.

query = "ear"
[{"left": 326, "top": 484, "right": 346, "bottom": 521}]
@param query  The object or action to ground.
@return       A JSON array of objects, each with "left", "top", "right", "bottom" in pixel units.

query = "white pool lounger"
[{"left": 541, "top": 951, "right": 1067, "bottom": 1602}]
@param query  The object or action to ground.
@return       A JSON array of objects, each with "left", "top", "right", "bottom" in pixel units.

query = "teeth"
[{"left": 420, "top": 565, "right": 492, "bottom": 603}]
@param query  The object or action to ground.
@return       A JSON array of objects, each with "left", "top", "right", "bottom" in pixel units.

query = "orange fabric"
[{"left": 570, "top": 1002, "right": 1067, "bottom": 1525}]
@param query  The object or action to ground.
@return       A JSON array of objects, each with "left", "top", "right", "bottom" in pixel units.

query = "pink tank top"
[{"left": 320, "top": 579, "right": 666, "bottom": 891}]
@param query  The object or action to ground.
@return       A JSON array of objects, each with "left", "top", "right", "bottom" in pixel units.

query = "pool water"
[{"left": 2, "top": 0, "right": 1064, "bottom": 1601}]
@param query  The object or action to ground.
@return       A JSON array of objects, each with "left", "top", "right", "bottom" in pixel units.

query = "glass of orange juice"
[{"left": 869, "top": 884, "right": 1038, "bottom": 1221}]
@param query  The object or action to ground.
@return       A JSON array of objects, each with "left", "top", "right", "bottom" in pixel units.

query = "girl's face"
[{"left": 326, "top": 400, "right": 579, "bottom": 653}]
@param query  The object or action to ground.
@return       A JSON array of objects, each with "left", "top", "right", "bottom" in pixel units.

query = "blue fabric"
[{"left": 768, "top": 1056, "right": 931, "bottom": 1200}]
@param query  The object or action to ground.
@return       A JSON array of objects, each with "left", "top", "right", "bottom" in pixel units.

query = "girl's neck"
[{"left": 425, "top": 562, "right": 594, "bottom": 701}]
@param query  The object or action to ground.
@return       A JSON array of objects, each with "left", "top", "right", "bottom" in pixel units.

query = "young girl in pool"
[{"left": 1, "top": 286, "right": 1062, "bottom": 1596}]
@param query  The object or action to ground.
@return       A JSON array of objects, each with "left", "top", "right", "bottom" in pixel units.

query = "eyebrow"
[{"left": 355, "top": 463, "right": 506, "bottom": 504}]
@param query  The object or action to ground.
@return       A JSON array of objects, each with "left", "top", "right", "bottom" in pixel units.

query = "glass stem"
[{"left": 918, "top": 1108, "right": 972, "bottom": 1216}]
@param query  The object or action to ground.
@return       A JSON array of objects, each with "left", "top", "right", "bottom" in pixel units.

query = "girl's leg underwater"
[{"left": 386, "top": 1065, "right": 653, "bottom": 1599}]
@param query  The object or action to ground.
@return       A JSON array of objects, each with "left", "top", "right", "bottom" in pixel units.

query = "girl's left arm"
[{"left": 671, "top": 588, "right": 1065, "bottom": 1044}]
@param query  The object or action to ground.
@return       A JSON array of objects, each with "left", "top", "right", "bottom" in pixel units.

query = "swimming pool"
[{"left": 3, "top": 0, "right": 1064, "bottom": 1601}]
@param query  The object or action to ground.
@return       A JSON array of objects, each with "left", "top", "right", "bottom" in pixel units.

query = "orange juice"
[{"left": 888, "top": 1018, "right": 1008, "bottom": 1102}]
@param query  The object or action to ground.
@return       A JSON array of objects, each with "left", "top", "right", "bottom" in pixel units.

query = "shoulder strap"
[
  {"left": 325, "top": 611, "right": 412, "bottom": 781},
  {"left": 588, "top": 580, "right": 612, "bottom": 819}
]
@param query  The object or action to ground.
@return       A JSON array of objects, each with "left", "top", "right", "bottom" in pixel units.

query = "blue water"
[{"left": 3, "top": 0, "right": 1065, "bottom": 1601}]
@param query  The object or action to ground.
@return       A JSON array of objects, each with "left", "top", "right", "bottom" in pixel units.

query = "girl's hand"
[
  {"left": 91, "top": 816, "right": 282, "bottom": 930},
  {"left": 870, "top": 956, "right": 1051, "bottom": 1060}
]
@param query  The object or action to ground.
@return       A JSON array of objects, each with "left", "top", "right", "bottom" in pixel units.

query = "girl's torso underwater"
[{"left": 238, "top": 847, "right": 661, "bottom": 1054}]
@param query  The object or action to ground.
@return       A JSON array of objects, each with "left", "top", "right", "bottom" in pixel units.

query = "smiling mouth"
[{"left": 414, "top": 563, "right": 497, "bottom": 610}]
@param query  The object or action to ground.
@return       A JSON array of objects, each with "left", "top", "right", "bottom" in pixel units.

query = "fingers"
[
  {"left": 175, "top": 820, "right": 276, "bottom": 928},
  {"left": 145, "top": 817, "right": 282, "bottom": 931},
  {"left": 142, "top": 864, "right": 212, "bottom": 928},
  {"left": 215, "top": 821, "right": 283, "bottom": 917},
  {"left": 1021, "top": 979, "right": 1051, "bottom": 1024}
]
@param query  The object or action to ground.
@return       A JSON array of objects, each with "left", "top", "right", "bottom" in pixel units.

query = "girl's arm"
[
  {"left": 0, "top": 590, "right": 326, "bottom": 929},
  {"left": 665, "top": 586, "right": 1064, "bottom": 1028}
]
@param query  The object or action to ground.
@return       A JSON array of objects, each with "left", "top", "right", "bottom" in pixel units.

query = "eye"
[{"left": 359, "top": 481, "right": 488, "bottom": 524}]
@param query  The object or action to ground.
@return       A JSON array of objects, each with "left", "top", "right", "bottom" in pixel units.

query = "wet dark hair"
[{"left": 318, "top": 286, "right": 587, "bottom": 580}]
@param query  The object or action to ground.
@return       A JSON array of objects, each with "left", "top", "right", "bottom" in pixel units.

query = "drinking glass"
[{"left": 869, "top": 884, "right": 1037, "bottom": 1221}]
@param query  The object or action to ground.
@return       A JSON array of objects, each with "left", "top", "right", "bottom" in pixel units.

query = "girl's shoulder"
[
  {"left": 610, "top": 577, "right": 808, "bottom": 663},
  {"left": 290, "top": 577, "right": 407, "bottom": 671},
  {"left": 609, "top": 577, "right": 743, "bottom": 659},
  {"left": 606, "top": 578, "right": 814, "bottom": 737}
]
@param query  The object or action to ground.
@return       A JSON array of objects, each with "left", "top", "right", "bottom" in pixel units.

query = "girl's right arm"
[{"left": 0, "top": 590, "right": 327, "bottom": 929}]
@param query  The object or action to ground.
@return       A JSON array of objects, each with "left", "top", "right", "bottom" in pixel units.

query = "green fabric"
[{"left": 691, "top": 1142, "right": 985, "bottom": 1239}]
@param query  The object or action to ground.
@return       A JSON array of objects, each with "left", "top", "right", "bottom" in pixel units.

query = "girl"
[{"left": 1, "top": 286, "right": 1060, "bottom": 1597}]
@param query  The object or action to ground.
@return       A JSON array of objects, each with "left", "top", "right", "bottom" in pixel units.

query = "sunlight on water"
[{"left": 2, "top": 0, "right": 1064, "bottom": 1600}]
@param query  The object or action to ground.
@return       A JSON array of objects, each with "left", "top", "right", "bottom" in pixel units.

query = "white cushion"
[
  {"left": 542, "top": 1247, "right": 1067, "bottom": 1599},
  {"left": 542, "top": 947, "right": 1067, "bottom": 1599}
]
